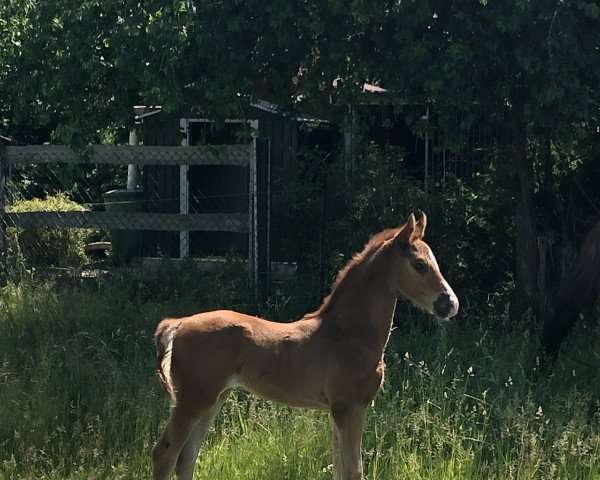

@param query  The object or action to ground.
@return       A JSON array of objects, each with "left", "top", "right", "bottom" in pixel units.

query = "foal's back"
[{"left": 161, "top": 311, "right": 331, "bottom": 409}]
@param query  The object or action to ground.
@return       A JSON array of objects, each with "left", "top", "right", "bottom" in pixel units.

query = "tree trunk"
[
  {"left": 510, "top": 111, "right": 538, "bottom": 320},
  {"left": 538, "top": 134, "right": 554, "bottom": 318}
]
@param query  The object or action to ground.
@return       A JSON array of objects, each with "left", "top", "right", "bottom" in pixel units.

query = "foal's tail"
[
  {"left": 542, "top": 220, "right": 600, "bottom": 361},
  {"left": 155, "top": 318, "right": 183, "bottom": 406}
]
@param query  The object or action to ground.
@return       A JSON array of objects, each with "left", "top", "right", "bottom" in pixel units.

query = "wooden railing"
[
  {"left": 3, "top": 144, "right": 251, "bottom": 166},
  {"left": 0, "top": 144, "right": 254, "bottom": 233}
]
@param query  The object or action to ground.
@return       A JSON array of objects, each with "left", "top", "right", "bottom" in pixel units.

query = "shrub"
[{"left": 7, "top": 194, "right": 90, "bottom": 268}]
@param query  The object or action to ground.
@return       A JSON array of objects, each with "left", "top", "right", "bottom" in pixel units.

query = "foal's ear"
[
  {"left": 394, "top": 211, "right": 427, "bottom": 246},
  {"left": 415, "top": 210, "right": 427, "bottom": 237},
  {"left": 394, "top": 213, "right": 417, "bottom": 245}
]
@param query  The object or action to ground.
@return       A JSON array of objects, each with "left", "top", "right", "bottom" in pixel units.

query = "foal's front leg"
[{"left": 331, "top": 403, "right": 367, "bottom": 480}]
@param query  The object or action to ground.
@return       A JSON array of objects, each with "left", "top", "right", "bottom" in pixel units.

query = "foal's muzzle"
[{"left": 433, "top": 292, "right": 459, "bottom": 318}]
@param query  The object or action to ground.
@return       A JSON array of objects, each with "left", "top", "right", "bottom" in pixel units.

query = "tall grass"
[{"left": 1, "top": 273, "right": 600, "bottom": 479}]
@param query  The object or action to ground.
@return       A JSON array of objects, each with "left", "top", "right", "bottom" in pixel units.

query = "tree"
[{"left": 1, "top": 1, "right": 351, "bottom": 143}]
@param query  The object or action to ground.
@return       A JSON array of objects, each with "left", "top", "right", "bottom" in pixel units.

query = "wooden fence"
[{"left": 0, "top": 142, "right": 271, "bottom": 299}]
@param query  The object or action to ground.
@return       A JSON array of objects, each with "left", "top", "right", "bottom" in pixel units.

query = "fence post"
[
  {"left": 424, "top": 106, "right": 430, "bottom": 193},
  {"left": 178, "top": 119, "right": 190, "bottom": 258},
  {"left": 127, "top": 131, "right": 142, "bottom": 189},
  {"left": 0, "top": 145, "right": 8, "bottom": 285},
  {"left": 249, "top": 133, "right": 258, "bottom": 286},
  {"left": 0, "top": 146, "right": 6, "bottom": 270},
  {"left": 255, "top": 137, "right": 271, "bottom": 306}
]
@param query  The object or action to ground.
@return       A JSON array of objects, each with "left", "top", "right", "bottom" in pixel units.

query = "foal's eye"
[{"left": 412, "top": 260, "right": 428, "bottom": 274}]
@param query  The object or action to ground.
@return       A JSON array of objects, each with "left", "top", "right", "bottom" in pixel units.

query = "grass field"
[{"left": 1, "top": 273, "right": 600, "bottom": 479}]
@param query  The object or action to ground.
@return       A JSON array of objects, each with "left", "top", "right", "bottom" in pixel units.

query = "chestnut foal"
[{"left": 152, "top": 212, "right": 458, "bottom": 480}]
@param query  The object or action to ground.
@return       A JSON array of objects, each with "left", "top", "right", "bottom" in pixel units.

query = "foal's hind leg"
[
  {"left": 174, "top": 389, "right": 231, "bottom": 480},
  {"left": 152, "top": 403, "right": 203, "bottom": 480}
]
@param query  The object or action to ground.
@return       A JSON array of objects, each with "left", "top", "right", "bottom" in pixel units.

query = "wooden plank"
[
  {"left": 5, "top": 211, "right": 249, "bottom": 233},
  {"left": 4, "top": 145, "right": 251, "bottom": 166}
]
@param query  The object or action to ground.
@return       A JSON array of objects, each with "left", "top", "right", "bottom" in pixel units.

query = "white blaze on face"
[
  {"left": 423, "top": 244, "right": 459, "bottom": 318},
  {"left": 441, "top": 281, "right": 460, "bottom": 318}
]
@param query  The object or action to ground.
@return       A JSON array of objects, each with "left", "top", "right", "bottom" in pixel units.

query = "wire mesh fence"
[{"left": 0, "top": 144, "right": 265, "bottom": 276}]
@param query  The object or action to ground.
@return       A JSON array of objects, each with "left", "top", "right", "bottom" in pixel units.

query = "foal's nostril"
[{"left": 433, "top": 292, "right": 452, "bottom": 318}]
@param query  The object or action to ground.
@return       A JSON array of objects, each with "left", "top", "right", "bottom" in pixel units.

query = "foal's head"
[{"left": 383, "top": 212, "right": 459, "bottom": 319}]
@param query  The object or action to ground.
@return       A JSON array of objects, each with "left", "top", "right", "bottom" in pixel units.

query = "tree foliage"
[{"left": 3, "top": 1, "right": 600, "bottom": 142}]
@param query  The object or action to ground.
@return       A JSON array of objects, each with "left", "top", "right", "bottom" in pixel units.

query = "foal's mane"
[{"left": 305, "top": 226, "right": 402, "bottom": 319}]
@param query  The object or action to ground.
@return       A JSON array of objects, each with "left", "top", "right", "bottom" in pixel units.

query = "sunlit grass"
[{"left": 1, "top": 276, "right": 600, "bottom": 479}]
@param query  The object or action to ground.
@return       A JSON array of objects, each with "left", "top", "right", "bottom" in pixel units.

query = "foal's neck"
[{"left": 318, "top": 253, "right": 397, "bottom": 352}]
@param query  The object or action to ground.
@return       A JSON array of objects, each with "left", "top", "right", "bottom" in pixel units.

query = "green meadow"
[{"left": 1, "top": 273, "right": 600, "bottom": 480}]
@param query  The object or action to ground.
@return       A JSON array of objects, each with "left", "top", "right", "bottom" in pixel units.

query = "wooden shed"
[{"left": 135, "top": 103, "right": 340, "bottom": 261}]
